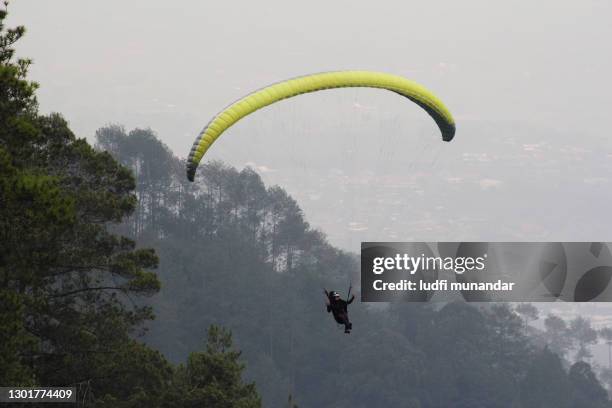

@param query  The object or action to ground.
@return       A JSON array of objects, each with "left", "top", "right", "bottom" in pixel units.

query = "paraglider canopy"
[{"left": 186, "top": 70, "right": 456, "bottom": 182}]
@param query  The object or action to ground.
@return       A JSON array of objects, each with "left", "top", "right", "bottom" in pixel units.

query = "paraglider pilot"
[{"left": 325, "top": 290, "right": 355, "bottom": 333}]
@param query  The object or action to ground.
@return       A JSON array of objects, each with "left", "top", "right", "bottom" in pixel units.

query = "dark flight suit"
[{"left": 327, "top": 295, "right": 355, "bottom": 332}]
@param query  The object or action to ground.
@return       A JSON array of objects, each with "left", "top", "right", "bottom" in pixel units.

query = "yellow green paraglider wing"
[{"left": 187, "top": 70, "right": 455, "bottom": 181}]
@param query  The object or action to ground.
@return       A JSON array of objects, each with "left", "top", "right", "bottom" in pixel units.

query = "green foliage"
[
  {"left": 515, "top": 303, "right": 539, "bottom": 326},
  {"left": 520, "top": 347, "right": 571, "bottom": 408},
  {"left": 0, "top": 288, "right": 35, "bottom": 385},
  {"left": 543, "top": 314, "right": 573, "bottom": 358},
  {"left": 569, "top": 362, "right": 610, "bottom": 408},
  {"left": 166, "top": 326, "right": 261, "bottom": 407},
  {"left": 570, "top": 316, "right": 599, "bottom": 362},
  {"left": 0, "top": 9, "right": 261, "bottom": 408}
]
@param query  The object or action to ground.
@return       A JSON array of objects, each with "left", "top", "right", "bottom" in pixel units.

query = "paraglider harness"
[{"left": 324, "top": 286, "right": 355, "bottom": 334}]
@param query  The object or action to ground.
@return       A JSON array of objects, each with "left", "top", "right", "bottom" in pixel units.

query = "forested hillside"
[
  {"left": 0, "top": 12, "right": 259, "bottom": 407},
  {"left": 98, "top": 126, "right": 612, "bottom": 408}
]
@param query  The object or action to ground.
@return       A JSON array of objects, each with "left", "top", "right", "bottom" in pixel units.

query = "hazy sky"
[
  {"left": 12, "top": 0, "right": 612, "bottom": 148},
  {"left": 9, "top": 0, "right": 612, "bottom": 250}
]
